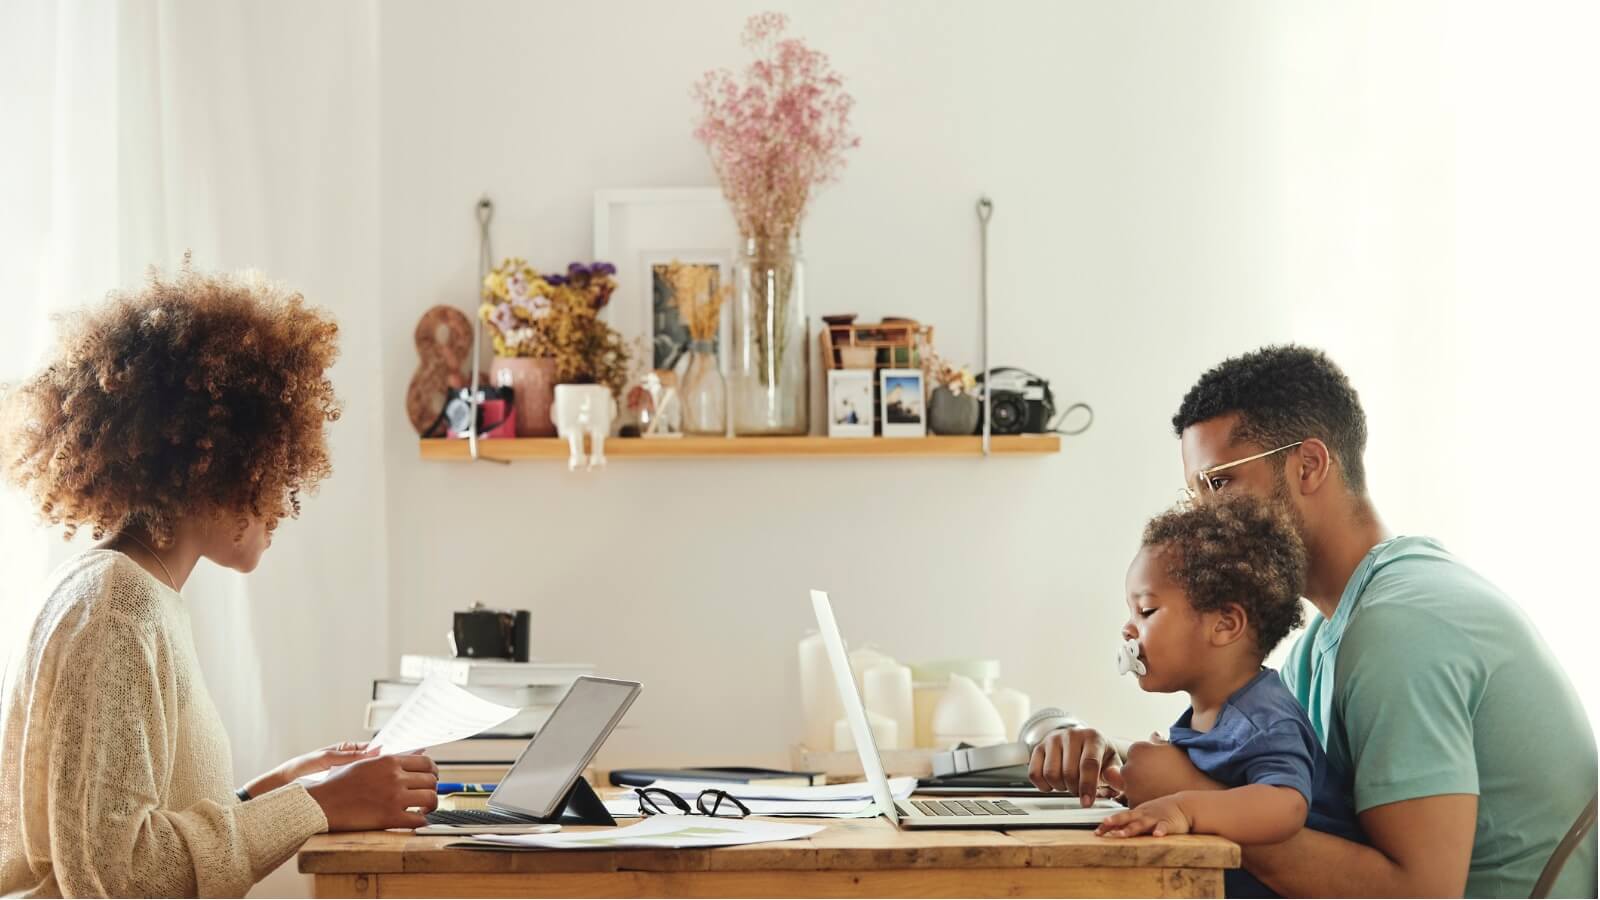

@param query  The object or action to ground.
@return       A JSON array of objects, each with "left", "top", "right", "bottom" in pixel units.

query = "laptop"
[
  {"left": 418, "top": 675, "right": 640, "bottom": 834},
  {"left": 810, "top": 589, "right": 1118, "bottom": 829}
]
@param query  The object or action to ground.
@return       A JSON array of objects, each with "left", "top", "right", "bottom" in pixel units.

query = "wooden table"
[{"left": 298, "top": 817, "right": 1238, "bottom": 898}]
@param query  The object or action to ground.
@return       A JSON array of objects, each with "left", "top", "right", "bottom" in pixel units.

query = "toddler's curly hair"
[
  {"left": 0, "top": 264, "right": 341, "bottom": 546},
  {"left": 1143, "top": 494, "right": 1308, "bottom": 658}
]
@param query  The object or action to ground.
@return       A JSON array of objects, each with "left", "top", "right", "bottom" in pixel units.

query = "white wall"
[{"left": 378, "top": 0, "right": 1598, "bottom": 769}]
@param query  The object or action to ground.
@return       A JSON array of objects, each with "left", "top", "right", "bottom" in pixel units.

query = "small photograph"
[
  {"left": 828, "top": 369, "right": 874, "bottom": 438},
  {"left": 880, "top": 368, "right": 926, "bottom": 437},
  {"left": 649, "top": 259, "right": 725, "bottom": 372}
]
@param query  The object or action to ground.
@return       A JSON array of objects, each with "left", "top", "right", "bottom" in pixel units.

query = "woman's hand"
[
  {"left": 1095, "top": 792, "right": 1195, "bottom": 838},
  {"left": 306, "top": 754, "right": 440, "bottom": 831},
  {"left": 244, "top": 741, "right": 378, "bottom": 797}
]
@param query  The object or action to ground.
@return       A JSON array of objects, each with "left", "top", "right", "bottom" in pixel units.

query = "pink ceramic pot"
[{"left": 490, "top": 356, "right": 558, "bottom": 437}]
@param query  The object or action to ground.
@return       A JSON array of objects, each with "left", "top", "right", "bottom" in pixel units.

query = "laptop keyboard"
[
  {"left": 425, "top": 809, "right": 544, "bottom": 826},
  {"left": 907, "top": 799, "right": 1028, "bottom": 817}
]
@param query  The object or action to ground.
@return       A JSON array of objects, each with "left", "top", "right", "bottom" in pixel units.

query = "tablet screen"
[{"left": 490, "top": 676, "right": 640, "bottom": 819}]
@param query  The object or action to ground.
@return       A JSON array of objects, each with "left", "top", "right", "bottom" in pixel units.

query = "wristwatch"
[{"left": 235, "top": 787, "right": 252, "bottom": 803}]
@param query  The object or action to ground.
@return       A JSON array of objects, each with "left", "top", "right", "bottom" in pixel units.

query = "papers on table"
[
  {"left": 300, "top": 676, "right": 519, "bottom": 784},
  {"left": 600, "top": 776, "right": 918, "bottom": 819},
  {"left": 447, "top": 815, "right": 823, "bottom": 851}
]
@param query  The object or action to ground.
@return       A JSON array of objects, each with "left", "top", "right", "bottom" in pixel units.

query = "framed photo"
[
  {"left": 644, "top": 255, "right": 728, "bottom": 371},
  {"left": 880, "top": 369, "right": 926, "bottom": 438},
  {"left": 827, "top": 370, "right": 874, "bottom": 438},
  {"left": 594, "top": 189, "right": 737, "bottom": 380}
]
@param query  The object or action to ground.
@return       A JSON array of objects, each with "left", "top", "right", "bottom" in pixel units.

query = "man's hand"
[
  {"left": 1028, "top": 726, "right": 1124, "bottom": 806},
  {"left": 245, "top": 741, "right": 379, "bottom": 797},
  {"left": 1095, "top": 792, "right": 1195, "bottom": 838}
]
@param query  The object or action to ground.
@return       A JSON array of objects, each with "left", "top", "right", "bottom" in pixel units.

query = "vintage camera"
[
  {"left": 974, "top": 368, "right": 1056, "bottom": 435},
  {"left": 449, "top": 602, "right": 532, "bottom": 661},
  {"left": 443, "top": 385, "right": 516, "bottom": 439}
]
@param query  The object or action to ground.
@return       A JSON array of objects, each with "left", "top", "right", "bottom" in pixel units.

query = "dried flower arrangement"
[
  {"left": 692, "top": 12, "right": 859, "bottom": 388},
  {"left": 925, "top": 351, "right": 978, "bottom": 396},
  {"left": 480, "top": 258, "right": 548, "bottom": 356},
  {"left": 659, "top": 261, "right": 732, "bottom": 343},
  {"left": 480, "top": 259, "right": 631, "bottom": 395},
  {"left": 693, "top": 12, "right": 859, "bottom": 242}
]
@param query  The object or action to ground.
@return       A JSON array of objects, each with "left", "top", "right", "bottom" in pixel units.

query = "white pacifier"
[{"left": 1116, "top": 638, "right": 1147, "bottom": 676}]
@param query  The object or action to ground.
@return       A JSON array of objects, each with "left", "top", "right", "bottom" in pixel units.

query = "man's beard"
[{"left": 1270, "top": 464, "right": 1310, "bottom": 543}]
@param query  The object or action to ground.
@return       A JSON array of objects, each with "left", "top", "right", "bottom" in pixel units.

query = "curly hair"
[
  {"left": 1142, "top": 494, "right": 1308, "bottom": 658},
  {"left": 1172, "top": 345, "right": 1369, "bottom": 494},
  {"left": 0, "top": 264, "right": 341, "bottom": 547}
]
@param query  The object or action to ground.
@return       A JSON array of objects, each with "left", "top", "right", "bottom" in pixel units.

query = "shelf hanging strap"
[
  {"left": 468, "top": 196, "right": 508, "bottom": 464},
  {"left": 977, "top": 196, "right": 994, "bottom": 457}
]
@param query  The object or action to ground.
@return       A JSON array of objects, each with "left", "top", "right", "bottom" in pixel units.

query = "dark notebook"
[{"left": 608, "top": 766, "right": 823, "bottom": 789}]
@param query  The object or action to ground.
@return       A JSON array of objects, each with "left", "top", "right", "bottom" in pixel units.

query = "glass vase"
[
  {"left": 731, "top": 234, "right": 808, "bottom": 435},
  {"left": 681, "top": 341, "right": 726, "bottom": 436}
]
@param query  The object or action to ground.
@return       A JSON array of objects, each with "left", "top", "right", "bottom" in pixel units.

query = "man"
[{"left": 1031, "top": 346, "right": 1596, "bottom": 897}]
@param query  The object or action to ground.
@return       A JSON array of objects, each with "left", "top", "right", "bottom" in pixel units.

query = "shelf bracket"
[
  {"left": 470, "top": 195, "right": 509, "bottom": 465},
  {"left": 978, "top": 196, "right": 994, "bottom": 458}
]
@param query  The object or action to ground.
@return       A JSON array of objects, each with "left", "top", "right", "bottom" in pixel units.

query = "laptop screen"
[
  {"left": 490, "top": 676, "right": 640, "bottom": 819},
  {"left": 809, "top": 589, "right": 901, "bottom": 825}
]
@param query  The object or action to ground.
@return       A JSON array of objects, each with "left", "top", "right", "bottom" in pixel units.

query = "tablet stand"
[{"left": 551, "top": 777, "right": 615, "bottom": 826}]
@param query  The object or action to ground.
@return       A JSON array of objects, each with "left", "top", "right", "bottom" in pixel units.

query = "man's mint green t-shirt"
[{"left": 1281, "top": 535, "right": 1597, "bottom": 898}]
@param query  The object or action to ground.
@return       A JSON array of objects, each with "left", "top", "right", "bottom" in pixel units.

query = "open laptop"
[
  {"left": 810, "top": 589, "right": 1119, "bottom": 829},
  {"left": 418, "top": 675, "right": 640, "bottom": 834}
]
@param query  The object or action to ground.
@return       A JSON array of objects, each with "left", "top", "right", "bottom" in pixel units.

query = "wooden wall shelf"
[{"left": 419, "top": 435, "right": 1060, "bottom": 461}]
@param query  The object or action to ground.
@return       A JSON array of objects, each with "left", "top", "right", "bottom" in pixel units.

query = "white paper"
[
  {"left": 640, "top": 776, "right": 917, "bottom": 803},
  {"left": 448, "top": 815, "right": 823, "bottom": 851},
  {"left": 301, "top": 676, "right": 519, "bottom": 784}
]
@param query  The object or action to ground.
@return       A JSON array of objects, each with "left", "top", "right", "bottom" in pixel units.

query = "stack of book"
[{"left": 365, "top": 654, "right": 594, "bottom": 783}]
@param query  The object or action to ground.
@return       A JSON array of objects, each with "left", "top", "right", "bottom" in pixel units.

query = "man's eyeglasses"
[
  {"left": 1179, "top": 441, "right": 1303, "bottom": 506},
  {"left": 637, "top": 787, "right": 751, "bottom": 819}
]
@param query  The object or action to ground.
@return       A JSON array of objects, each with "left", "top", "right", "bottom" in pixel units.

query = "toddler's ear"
[{"left": 1209, "top": 602, "right": 1250, "bottom": 647}]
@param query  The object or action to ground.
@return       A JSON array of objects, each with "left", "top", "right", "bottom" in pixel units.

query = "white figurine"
[
  {"left": 551, "top": 384, "right": 617, "bottom": 471},
  {"left": 1116, "top": 638, "right": 1147, "bottom": 677}
]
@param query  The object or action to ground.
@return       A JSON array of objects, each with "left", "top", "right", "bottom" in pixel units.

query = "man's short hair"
[{"left": 1172, "top": 345, "right": 1369, "bottom": 495}]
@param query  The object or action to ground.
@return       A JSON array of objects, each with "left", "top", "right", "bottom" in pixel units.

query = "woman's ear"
[{"left": 1209, "top": 602, "right": 1250, "bottom": 648}]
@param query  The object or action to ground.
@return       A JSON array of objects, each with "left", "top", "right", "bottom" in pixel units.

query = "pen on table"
[{"left": 436, "top": 782, "right": 497, "bottom": 794}]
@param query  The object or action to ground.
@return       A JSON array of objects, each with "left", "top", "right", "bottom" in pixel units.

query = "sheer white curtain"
[
  {"left": 0, "top": 2, "right": 387, "bottom": 894},
  {"left": 1274, "top": 0, "right": 1599, "bottom": 725}
]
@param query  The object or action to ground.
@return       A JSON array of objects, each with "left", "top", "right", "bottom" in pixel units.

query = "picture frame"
[
  {"left": 827, "top": 369, "right": 874, "bottom": 438},
  {"left": 643, "top": 255, "right": 729, "bottom": 372},
  {"left": 593, "top": 189, "right": 737, "bottom": 383},
  {"left": 879, "top": 368, "right": 927, "bottom": 438}
]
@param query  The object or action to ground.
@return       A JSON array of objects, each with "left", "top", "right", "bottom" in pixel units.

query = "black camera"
[
  {"left": 450, "top": 603, "right": 532, "bottom": 661},
  {"left": 974, "top": 368, "right": 1056, "bottom": 435}
]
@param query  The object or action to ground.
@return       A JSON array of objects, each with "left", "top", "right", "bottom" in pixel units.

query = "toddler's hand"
[{"left": 1095, "top": 793, "right": 1193, "bottom": 838}]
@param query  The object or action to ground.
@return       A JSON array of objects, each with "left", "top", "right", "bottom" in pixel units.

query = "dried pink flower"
[{"left": 692, "top": 12, "right": 859, "bottom": 241}]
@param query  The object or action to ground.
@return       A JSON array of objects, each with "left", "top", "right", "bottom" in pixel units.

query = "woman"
[{"left": 0, "top": 265, "right": 436, "bottom": 897}]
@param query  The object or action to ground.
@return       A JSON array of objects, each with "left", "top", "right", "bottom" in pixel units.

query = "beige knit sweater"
[{"left": 0, "top": 550, "right": 328, "bottom": 897}]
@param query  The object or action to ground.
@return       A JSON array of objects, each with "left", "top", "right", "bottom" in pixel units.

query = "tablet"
[{"left": 487, "top": 676, "right": 640, "bottom": 820}]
